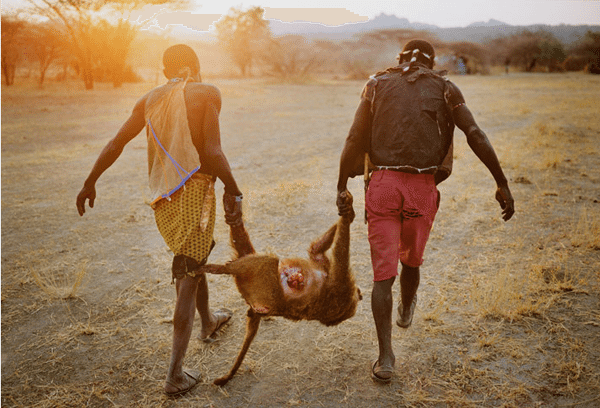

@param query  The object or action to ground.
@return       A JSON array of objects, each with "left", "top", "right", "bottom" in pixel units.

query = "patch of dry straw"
[{"left": 30, "top": 262, "right": 88, "bottom": 299}]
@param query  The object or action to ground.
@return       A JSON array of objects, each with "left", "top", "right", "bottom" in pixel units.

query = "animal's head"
[{"left": 318, "top": 282, "right": 362, "bottom": 327}]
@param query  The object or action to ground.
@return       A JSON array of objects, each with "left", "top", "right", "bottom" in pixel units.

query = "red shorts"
[{"left": 366, "top": 170, "right": 439, "bottom": 281}]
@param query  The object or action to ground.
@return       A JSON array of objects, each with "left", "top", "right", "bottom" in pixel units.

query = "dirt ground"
[{"left": 2, "top": 73, "right": 599, "bottom": 408}]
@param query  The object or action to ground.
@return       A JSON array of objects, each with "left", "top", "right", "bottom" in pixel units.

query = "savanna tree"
[
  {"left": 489, "top": 30, "right": 566, "bottom": 72},
  {"left": 536, "top": 37, "right": 566, "bottom": 72},
  {"left": 508, "top": 31, "right": 543, "bottom": 71},
  {"left": 1, "top": 15, "right": 26, "bottom": 86},
  {"left": 571, "top": 31, "right": 600, "bottom": 73},
  {"left": 25, "top": 0, "right": 186, "bottom": 89},
  {"left": 90, "top": 18, "right": 137, "bottom": 87},
  {"left": 22, "top": 21, "right": 64, "bottom": 86},
  {"left": 215, "top": 6, "right": 271, "bottom": 77},
  {"left": 260, "top": 35, "right": 323, "bottom": 80}
]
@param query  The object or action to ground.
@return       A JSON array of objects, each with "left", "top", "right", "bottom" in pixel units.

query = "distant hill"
[
  {"left": 166, "top": 13, "right": 599, "bottom": 46},
  {"left": 267, "top": 13, "right": 600, "bottom": 45},
  {"left": 467, "top": 19, "right": 508, "bottom": 28},
  {"left": 434, "top": 23, "right": 599, "bottom": 45},
  {"left": 268, "top": 13, "right": 439, "bottom": 38}
]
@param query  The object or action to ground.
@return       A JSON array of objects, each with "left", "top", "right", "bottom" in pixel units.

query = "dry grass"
[
  {"left": 572, "top": 206, "right": 600, "bottom": 250},
  {"left": 469, "top": 262, "right": 545, "bottom": 322},
  {"left": 2, "top": 73, "right": 600, "bottom": 407},
  {"left": 30, "top": 262, "right": 88, "bottom": 299}
]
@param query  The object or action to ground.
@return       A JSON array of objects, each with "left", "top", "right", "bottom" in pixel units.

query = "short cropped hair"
[
  {"left": 398, "top": 39, "right": 435, "bottom": 68},
  {"left": 162, "top": 44, "right": 200, "bottom": 79}
]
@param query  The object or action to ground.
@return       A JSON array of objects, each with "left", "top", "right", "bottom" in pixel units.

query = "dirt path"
[{"left": 2, "top": 74, "right": 599, "bottom": 407}]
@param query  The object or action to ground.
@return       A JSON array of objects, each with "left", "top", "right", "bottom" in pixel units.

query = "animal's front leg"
[{"left": 330, "top": 191, "right": 354, "bottom": 274}]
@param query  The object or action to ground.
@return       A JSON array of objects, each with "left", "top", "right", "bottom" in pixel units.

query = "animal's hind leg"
[
  {"left": 308, "top": 223, "right": 337, "bottom": 271},
  {"left": 229, "top": 223, "right": 255, "bottom": 258},
  {"left": 213, "top": 308, "right": 262, "bottom": 386},
  {"left": 224, "top": 194, "right": 255, "bottom": 258}
]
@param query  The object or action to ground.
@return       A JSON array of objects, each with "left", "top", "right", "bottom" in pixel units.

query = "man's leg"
[
  {"left": 372, "top": 276, "right": 396, "bottom": 380},
  {"left": 396, "top": 174, "right": 438, "bottom": 328},
  {"left": 397, "top": 264, "right": 419, "bottom": 328},
  {"left": 196, "top": 273, "right": 213, "bottom": 337},
  {"left": 365, "top": 170, "right": 402, "bottom": 381},
  {"left": 165, "top": 275, "right": 201, "bottom": 394}
]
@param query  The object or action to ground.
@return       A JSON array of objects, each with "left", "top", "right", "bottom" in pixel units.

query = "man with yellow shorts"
[{"left": 76, "top": 45, "right": 243, "bottom": 397}]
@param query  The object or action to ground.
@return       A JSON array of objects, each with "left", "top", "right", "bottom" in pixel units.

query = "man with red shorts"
[{"left": 336, "top": 39, "right": 514, "bottom": 383}]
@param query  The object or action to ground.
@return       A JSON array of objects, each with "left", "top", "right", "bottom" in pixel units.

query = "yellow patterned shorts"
[{"left": 152, "top": 172, "right": 216, "bottom": 279}]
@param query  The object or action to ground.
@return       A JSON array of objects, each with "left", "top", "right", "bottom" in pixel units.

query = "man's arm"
[
  {"left": 198, "top": 88, "right": 242, "bottom": 196},
  {"left": 191, "top": 86, "right": 243, "bottom": 225},
  {"left": 337, "top": 97, "right": 371, "bottom": 215},
  {"left": 76, "top": 97, "right": 146, "bottom": 216},
  {"left": 450, "top": 84, "right": 514, "bottom": 221}
]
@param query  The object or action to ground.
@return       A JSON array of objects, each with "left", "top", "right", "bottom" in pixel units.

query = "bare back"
[{"left": 142, "top": 81, "right": 224, "bottom": 178}]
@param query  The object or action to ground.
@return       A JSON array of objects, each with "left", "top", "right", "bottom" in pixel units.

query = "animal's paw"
[
  {"left": 337, "top": 191, "right": 355, "bottom": 223},
  {"left": 213, "top": 376, "right": 231, "bottom": 386}
]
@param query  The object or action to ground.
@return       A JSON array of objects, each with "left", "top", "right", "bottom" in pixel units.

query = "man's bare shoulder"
[
  {"left": 185, "top": 82, "right": 221, "bottom": 101},
  {"left": 139, "top": 84, "right": 172, "bottom": 111}
]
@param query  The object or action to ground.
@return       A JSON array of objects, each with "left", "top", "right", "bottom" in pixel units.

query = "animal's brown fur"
[{"left": 205, "top": 191, "right": 362, "bottom": 385}]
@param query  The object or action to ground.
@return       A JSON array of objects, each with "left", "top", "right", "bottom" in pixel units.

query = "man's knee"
[
  {"left": 372, "top": 277, "right": 396, "bottom": 308},
  {"left": 401, "top": 263, "right": 420, "bottom": 274},
  {"left": 373, "top": 276, "right": 396, "bottom": 289},
  {"left": 172, "top": 254, "right": 207, "bottom": 283}
]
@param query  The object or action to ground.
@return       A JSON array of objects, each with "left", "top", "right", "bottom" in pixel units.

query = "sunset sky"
[{"left": 2, "top": 0, "right": 599, "bottom": 28}]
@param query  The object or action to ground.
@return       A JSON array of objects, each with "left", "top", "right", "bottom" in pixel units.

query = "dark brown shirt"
[{"left": 348, "top": 63, "right": 465, "bottom": 170}]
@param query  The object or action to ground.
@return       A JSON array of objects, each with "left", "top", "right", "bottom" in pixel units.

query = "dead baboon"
[{"left": 204, "top": 191, "right": 362, "bottom": 386}]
